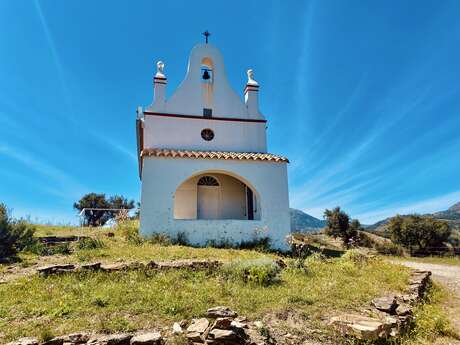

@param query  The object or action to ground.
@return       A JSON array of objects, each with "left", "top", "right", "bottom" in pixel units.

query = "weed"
[
  {"left": 220, "top": 258, "right": 282, "bottom": 286},
  {"left": 77, "top": 237, "right": 105, "bottom": 250}
]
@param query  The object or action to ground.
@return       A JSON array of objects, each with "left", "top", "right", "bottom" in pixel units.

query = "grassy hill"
[{"left": 0, "top": 221, "right": 416, "bottom": 344}]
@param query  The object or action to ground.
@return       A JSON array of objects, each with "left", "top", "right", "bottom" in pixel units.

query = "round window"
[{"left": 201, "top": 128, "right": 214, "bottom": 141}]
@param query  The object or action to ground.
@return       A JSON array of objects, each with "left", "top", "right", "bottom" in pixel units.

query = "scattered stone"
[
  {"left": 172, "top": 322, "right": 183, "bottom": 334},
  {"left": 80, "top": 262, "right": 101, "bottom": 271},
  {"left": 128, "top": 261, "right": 145, "bottom": 270},
  {"left": 230, "top": 320, "right": 247, "bottom": 329},
  {"left": 130, "top": 332, "right": 163, "bottom": 345},
  {"left": 206, "top": 306, "right": 237, "bottom": 318},
  {"left": 212, "top": 317, "right": 233, "bottom": 330},
  {"left": 185, "top": 332, "right": 202, "bottom": 342},
  {"left": 371, "top": 296, "right": 398, "bottom": 314},
  {"left": 329, "top": 314, "right": 393, "bottom": 340},
  {"left": 36, "top": 264, "right": 75, "bottom": 276},
  {"left": 41, "top": 337, "right": 64, "bottom": 345},
  {"left": 88, "top": 333, "right": 132, "bottom": 345},
  {"left": 253, "top": 321, "right": 264, "bottom": 329},
  {"left": 100, "top": 263, "right": 129, "bottom": 272},
  {"left": 6, "top": 337, "right": 39, "bottom": 345},
  {"left": 395, "top": 303, "right": 412, "bottom": 316},
  {"left": 179, "top": 319, "right": 188, "bottom": 328},
  {"left": 187, "top": 318, "right": 210, "bottom": 334},
  {"left": 59, "top": 333, "right": 90, "bottom": 344},
  {"left": 207, "top": 329, "right": 244, "bottom": 344}
]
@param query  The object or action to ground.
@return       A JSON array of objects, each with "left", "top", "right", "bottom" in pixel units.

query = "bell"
[{"left": 202, "top": 69, "right": 210, "bottom": 80}]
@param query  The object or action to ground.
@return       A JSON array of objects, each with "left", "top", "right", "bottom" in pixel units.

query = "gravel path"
[
  {"left": 393, "top": 260, "right": 460, "bottom": 296},
  {"left": 393, "top": 259, "right": 460, "bottom": 339}
]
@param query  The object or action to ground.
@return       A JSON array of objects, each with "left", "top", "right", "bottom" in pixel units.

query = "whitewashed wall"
[
  {"left": 143, "top": 116, "right": 267, "bottom": 153},
  {"left": 140, "top": 157, "right": 291, "bottom": 250}
]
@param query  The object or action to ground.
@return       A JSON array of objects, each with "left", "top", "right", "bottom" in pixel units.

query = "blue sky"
[{"left": 1, "top": 0, "right": 460, "bottom": 225}]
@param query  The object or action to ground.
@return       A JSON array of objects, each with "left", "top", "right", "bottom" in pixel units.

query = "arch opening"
[{"left": 174, "top": 172, "right": 260, "bottom": 220}]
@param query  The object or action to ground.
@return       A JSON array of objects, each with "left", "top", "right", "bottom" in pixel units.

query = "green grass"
[
  {"left": 0, "top": 253, "right": 410, "bottom": 342},
  {"left": 399, "top": 283, "right": 459, "bottom": 345}
]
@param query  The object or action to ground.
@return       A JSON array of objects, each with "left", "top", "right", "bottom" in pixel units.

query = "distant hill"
[
  {"left": 366, "top": 201, "right": 460, "bottom": 234},
  {"left": 290, "top": 208, "right": 326, "bottom": 232}
]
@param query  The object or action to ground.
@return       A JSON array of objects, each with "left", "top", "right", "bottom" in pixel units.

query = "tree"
[
  {"left": 74, "top": 193, "right": 135, "bottom": 227},
  {"left": 324, "top": 207, "right": 361, "bottom": 246},
  {"left": 0, "top": 203, "right": 36, "bottom": 259},
  {"left": 388, "top": 214, "right": 451, "bottom": 255}
]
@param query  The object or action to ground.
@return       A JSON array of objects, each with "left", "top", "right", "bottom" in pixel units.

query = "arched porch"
[{"left": 173, "top": 172, "right": 261, "bottom": 221}]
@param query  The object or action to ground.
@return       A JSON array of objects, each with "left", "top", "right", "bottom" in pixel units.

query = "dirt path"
[{"left": 393, "top": 260, "right": 460, "bottom": 338}]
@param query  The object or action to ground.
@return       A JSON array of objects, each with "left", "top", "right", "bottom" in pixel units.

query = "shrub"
[
  {"left": 341, "top": 249, "right": 371, "bottom": 264},
  {"left": 28, "top": 242, "right": 72, "bottom": 256},
  {"left": 173, "top": 232, "right": 189, "bottom": 246},
  {"left": 0, "top": 203, "right": 37, "bottom": 259},
  {"left": 118, "top": 220, "right": 144, "bottom": 245},
  {"left": 374, "top": 241, "right": 405, "bottom": 256},
  {"left": 388, "top": 215, "right": 451, "bottom": 255},
  {"left": 220, "top": 258, "right": 282, "bottom": 286},
  {"left": 148, "top": 233, "right": 172, "bottom": 246},
  {"left": 77, "top": 237, "right": 105, "bottom": 250}
]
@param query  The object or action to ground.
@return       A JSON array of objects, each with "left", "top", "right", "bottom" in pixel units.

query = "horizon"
[{"left": 1, "top": 0, "right": 460, "bottom": 225}]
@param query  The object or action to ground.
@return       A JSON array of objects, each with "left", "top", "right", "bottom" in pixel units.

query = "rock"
[
  {"left": 395, "top": 303, "right": 412, "bottom": 316},
  {"left": 212, "top": 317, "right": 233, "bottom": 330},
  {"left": 41, "top": 337, "right": 64, "bottom": 345},
  {"left": 206, "top": 306, "right": 237, "bottom": 318},
  {"left": 130, "top": 332, "right": 163, "bottom": 345},
  {"left": 100, "top": 263, "right": 129, "bottom": 272},
  {"left": 207, "top": 329, "right": 245, "bottom": 344},
  {"left": 253, "top": 321, "right": 264, "bottom": 329},
  {"left": 63, "top": 332, "right": 90, "bottom": 344},
  {"left": 128, "top": 262, "right": 145, "bottom": 270},
  {"left": 37, "top": 264, "right": 75, "bottom": 276},
  {"left": 185, "top": 332, "right": 202, "bottom": 342},
  {"left": 371, "top": 296, "right": 398, "bottom": 314},
  {"left": 329, "top": 314, "right": 393, "bottom": 340},
  {"left": 80, "top": 262, "right": 101, "bottom": 271},
  {"left": 187, "top": 318, "right": 210, "bottom": 334},
  {"left": 6, "top": 337, "right": 39, "bottom": 345},
  {"left": 172, "top": 322, "right": 183, "bottom": 334},
  {"left": 230, "top": 320, "right": 247, "bottom": 329},
  {"left": 89, "top": 334, "right": 132, "bottom": 345}
]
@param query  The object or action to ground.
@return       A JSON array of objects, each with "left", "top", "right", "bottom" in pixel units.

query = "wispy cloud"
[
  {"left": 356, "top": 190, "right": 460, "bottom": 224},
  {"left": 0, "top": 144, "right": 87, "bottom": 199}
]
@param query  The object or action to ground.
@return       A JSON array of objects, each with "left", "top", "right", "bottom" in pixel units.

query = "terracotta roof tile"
[{"left": 141, "top": 148, "right": 289, "bottom": 163}]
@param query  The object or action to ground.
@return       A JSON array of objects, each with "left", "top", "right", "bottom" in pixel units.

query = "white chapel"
[{"left": 136, "top": 37, "right": 291, "bottom": 250}]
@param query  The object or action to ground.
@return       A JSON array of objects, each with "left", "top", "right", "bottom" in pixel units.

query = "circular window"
[{"left": 201, "top": 128, "right": 214, "bottom": 141}]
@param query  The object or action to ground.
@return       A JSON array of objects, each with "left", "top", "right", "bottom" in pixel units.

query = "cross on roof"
[{"left": 202, "top": 30, "right": 211, "bottom": 44}]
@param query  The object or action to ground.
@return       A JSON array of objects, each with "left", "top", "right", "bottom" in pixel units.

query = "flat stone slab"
[
  {"left": 207, "top": 306, "right": 238, "bottom": 318},
  {"left": 130, "top": 332, "right": 163, "bottom": 345},
  {"left": 329, "top": 314, "right": 395, "bottom": 340},
  {"left": 187, "top": 318, "right": 210, "bottom": 334}
]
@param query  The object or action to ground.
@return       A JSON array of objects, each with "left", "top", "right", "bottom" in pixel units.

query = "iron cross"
[{"left": 203, "top": 30, "right": 211, "bottom": 44}]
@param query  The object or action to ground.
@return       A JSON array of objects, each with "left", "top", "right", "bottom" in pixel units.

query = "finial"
[
  {"left": 156, "top": 61, "right": 165, "bottom": 78},
  {"left": 202, "top": 30, "right": 211, "bottom": 44},
  {"left": 247, "top": 69, "right": 258, "bottom": 86}
]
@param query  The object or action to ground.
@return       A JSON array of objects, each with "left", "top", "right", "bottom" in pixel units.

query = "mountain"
[
  {"left": 367, "top": 201, "right": 460, "bottom": 233},
  {"left": 290, "top": 208, "right": 326, "bottom": 232}
]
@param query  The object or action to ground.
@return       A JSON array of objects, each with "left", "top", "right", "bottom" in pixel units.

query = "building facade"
[{"left": 136, "top": 42, "right": 291, "bottom": 250}]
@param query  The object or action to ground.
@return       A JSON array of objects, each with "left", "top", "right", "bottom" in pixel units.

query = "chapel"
[{"left": 136, "top": 37, "right": 291, "bottom": 249}]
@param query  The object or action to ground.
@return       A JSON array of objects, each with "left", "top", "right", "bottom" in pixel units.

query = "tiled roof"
[{"left": 141, "top": 148, "right": 289, "bottom": 163}]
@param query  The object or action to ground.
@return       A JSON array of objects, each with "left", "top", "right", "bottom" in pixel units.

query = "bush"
[
  {"left": 148, "top": 233, "right": 172, "bottom": 246},
  {"left": 220, "top": 258, "right": 282, "bottom": 286},
  {"left": 388, "top": 215, "right": 451, "bottom": 255},
  {"left": 77, "top": 237, "right": 105, "bottom": 250},
  {"left": 28, "top": 242, "right": 72, "bottom": 256},
  {"left": 374, "top": 241, "right": 405, "bottom": 256},
  {"left": 0, "top": 203, "right": 37, "bottom": 259},
  {"left": 118, "top": 220, "right": 144, "bottom": 245}
]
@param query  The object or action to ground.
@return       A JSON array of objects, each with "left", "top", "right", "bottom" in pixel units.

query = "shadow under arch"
[{"left": 173, "top": 169, "right": 261, "bottom": 221}]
